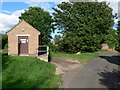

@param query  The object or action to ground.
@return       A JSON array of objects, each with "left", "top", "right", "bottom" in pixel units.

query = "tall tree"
[
  {"left": 53, "top": 35, "right": 62, "bottom": 44},
  {"left": 115, "top": 19, "right": 120, "bottom": 52},
  {"left": 115, "top": 2, "right": 120, "bottom": 52},
  {"left": 53, "top": 2, "right": 115, "bottom": 53},
  {"left": 19, "top": 7, "right": 54, "bottom": 45}
]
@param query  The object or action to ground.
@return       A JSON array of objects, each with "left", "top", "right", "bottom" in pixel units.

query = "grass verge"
[
  {"left": 51, "top": 52, "right": 99, "bottom": 63},
  {"left": 2, "top": 53, "right": 62, "bottom": 88},
  {"left": 97, "top": 49, "right": 118, "bottom": 53}
]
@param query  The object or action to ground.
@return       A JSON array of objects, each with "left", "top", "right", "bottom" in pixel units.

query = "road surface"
[{"left": 60, "top": 52, "right": 120, "bottom": 89}]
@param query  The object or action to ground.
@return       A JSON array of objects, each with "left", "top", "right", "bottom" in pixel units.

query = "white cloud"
[
  {"left": 25, "top": 0, "right": 119, "bottom": 2},
  {"left": 25, "top": 0, "right": 70, "bottom": 14},
  {"left": 0, "top": 10, "right": 25, "bottom": 33},
  {"left": 2, "top": 10, "right": 11, "bottom": 14},
  {"left": 25, "top": 2, "right": 56, "bottom": 15},
  {"left": 26, "top": 0, "right": 69, "bottom": 3},
  {"left": 114, "top": 18, "right": 118, "bottom": 24},
  {"left": 109, "top": 2, "right": 118, "bottom": 15},
  {"left": 98, "top": 0, "right": 119, "bottom": 2}
]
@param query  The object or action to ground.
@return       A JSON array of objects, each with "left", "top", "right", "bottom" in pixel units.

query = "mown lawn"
[
  {"left": 51, "top": 51, "right": 99, "bottom": 63},
  {"left": 2, "top": 53, "right": 62, "bottom": 88}
]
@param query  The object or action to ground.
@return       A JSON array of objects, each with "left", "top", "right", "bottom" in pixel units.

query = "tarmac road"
[{"left": 60, "top": 52, "right": 120, "bottom": 89}]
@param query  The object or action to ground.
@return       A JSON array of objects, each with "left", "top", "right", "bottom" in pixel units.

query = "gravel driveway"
[{"left": 60, "top": 52, "right": 120, "bottom": 89}]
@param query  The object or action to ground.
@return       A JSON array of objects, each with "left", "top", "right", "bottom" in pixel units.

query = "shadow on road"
[
  {"left": 98, "top": 54, "right": 120, "bottom": 89},
  {"left": 99, "top": 55, "right": 120, "bottom": 65},
  {"left": 98, "top": 69, "right": 120, "bottom": 89}
]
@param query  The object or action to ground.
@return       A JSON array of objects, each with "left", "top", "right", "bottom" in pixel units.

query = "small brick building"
[{"left": 6, "top": 20, "right": 41, "bottom": 56}]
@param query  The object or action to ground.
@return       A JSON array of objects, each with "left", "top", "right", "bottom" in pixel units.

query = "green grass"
[
  {"left": 51, "top": 52, "right": 99, "bottom": 63},
  {"left": 97, "top": 49, "right": 118, "bottom": 53},
  {"left": 2, "top": 53, "right": 62, "bottom": 88},
  {"left": 51, "top": 49, "right": 118, "bottom": 63}
]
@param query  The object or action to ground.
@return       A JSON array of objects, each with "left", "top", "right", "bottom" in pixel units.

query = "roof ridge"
[{"left": 6, "top": 19, "right": 40, "bottom": 35}]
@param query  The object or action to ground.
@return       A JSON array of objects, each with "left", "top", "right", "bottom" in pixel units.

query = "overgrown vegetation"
[
  {"left": 2, "top": 53, "right": 62, "bottom": 88},
  {"left": 53, "top": 2, "right": 116, "bottom": 53}
]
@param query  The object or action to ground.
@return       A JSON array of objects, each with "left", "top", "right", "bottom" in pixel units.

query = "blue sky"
[
  {"left": 2, "top": 2, "right": 29, "bottom": 14},
  {"left": 0, "top": 2, "right": 60, "bottom": 39},
  {"left": 0, "top": 1, "right": 119, "bottom": 39},
  {"left": 1, "top": 2, "right": 57, "bottom": 15}
]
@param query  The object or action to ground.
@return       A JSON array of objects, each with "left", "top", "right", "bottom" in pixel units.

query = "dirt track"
[{"left": 51, "top": 58, "right": 84, "bottom": 74}]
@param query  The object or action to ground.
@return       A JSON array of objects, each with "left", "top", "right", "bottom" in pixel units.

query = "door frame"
[{"left": 18, "top": 35, "right": 29, "bottom": 55}]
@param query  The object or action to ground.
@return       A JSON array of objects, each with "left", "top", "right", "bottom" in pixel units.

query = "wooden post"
[
  {"left": 47, "top": 46, "right": 49, "bottom": 56},
  {"left": 36, "top": 46, "right": 38, "bottom": 56}
]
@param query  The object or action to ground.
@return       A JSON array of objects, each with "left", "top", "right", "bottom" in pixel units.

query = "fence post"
[{"left": 47, "top": 46, "right": 49, "bottom": 56}]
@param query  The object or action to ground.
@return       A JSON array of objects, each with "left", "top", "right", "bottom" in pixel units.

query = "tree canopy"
[
  {"left": 115, "top": 20, "right": 120, "bottom": 52},
  {"left": 53, "top": 2, "right": 115, "bottom": 53},
  {"left": 53, "top": 35, "right": 62, "bottom": 44},
  {"left": 19, "top": 7, "right": 54, "bottom": 45}
]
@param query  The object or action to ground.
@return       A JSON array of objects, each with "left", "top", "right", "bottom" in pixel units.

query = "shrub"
[
  {"left": 1, "top": 34, "right": 8, "bottom": 49},
  {"left": 3, "top": 43, "right": 8, "bottom": 53}
]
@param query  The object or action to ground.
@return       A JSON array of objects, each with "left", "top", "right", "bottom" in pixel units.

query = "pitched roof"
[{"left": 6, "top": 20, "right": 40, "bottom": 34}]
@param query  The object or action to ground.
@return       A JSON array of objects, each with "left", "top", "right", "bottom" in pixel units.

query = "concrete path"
[{"left": 60, "top": 53, "right": 120, "bottom": 89}]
